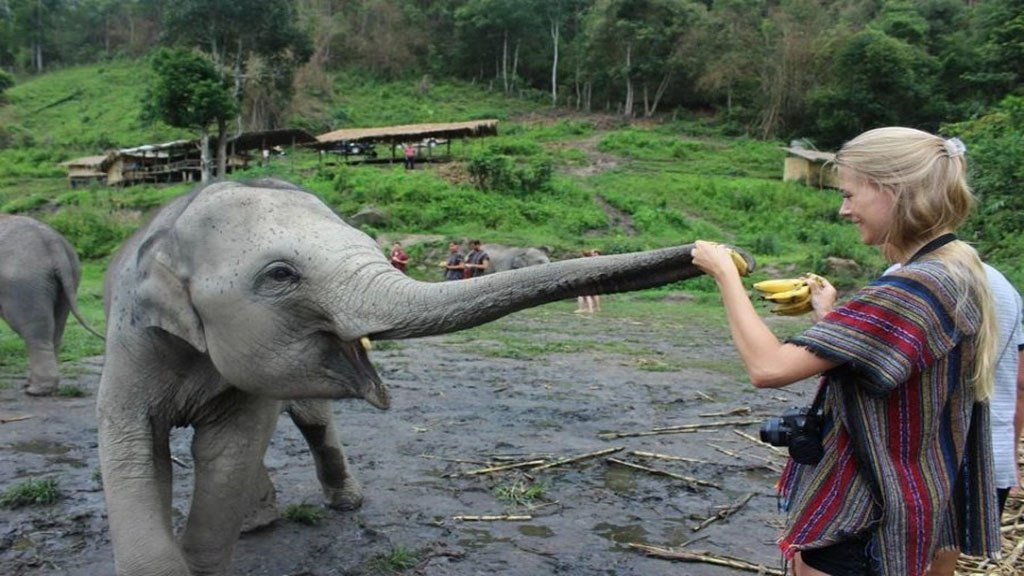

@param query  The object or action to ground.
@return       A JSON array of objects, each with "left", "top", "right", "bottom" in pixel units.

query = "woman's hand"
[
  {"left": 807, "top": 273, "right": 837, "bottom": 321},
  {"left": 692, "top": 240, "right": 739, "bottom": 283}
]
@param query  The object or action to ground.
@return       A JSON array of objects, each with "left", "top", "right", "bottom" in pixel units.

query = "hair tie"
[{"left": 943, "top": 137, "right": 966, "bottom": 158}]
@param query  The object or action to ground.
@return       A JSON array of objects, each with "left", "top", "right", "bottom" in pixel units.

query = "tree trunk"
[
  {"left": 200, "top": 127, "right": 212, "bottom": 183},
  {"left": 550, "top": 19, "right": 559, "bottom": 107},
  {"left": 574, "top": 60, "right": 581, "bottom": 110},
  {"left": 234, "top": 39, "right": 244, "bottom": 135},
  {"left": 216, "top": 119, "right": 228, "bottom": 178},
  {"left": 623, "top": 44, "right": 633, "bottom": 118},
  {"left": 511, "top": 40, "right": 520, "bottom": 92},
  {"left": 502, "top": 29, "right": 508, "bottom": 93},
  {"left": 646, "top": 73, "right": 671, "bottom": 118}
]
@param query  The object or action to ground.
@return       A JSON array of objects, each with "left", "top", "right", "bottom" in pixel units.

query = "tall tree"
[
  {"left": 146, "top": 47, "right": 236, "bottom": 181},
  {"left": 164, "top": 0, "right": 311, "bottom": 132}
]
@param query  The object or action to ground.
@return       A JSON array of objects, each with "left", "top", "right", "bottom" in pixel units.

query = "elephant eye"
[{"left": 256, "top": 262, "right": 301, "bottom": 295}]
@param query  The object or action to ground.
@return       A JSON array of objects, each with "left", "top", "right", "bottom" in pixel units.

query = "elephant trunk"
[{"left": 356, "top": 244, "right": 736, "bottom": 340}]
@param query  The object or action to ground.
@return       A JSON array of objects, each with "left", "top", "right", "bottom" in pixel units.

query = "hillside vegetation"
[{"left": 0, "top": 58, "right": 1003, "bottom": 372}]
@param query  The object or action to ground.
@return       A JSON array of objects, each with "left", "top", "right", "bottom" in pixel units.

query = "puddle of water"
[
  {"left": 52, "top": 455, "right": 87, "bottom": 468},
  {"left": 457, "top": 527, "right": 512, "bottom": 549},
  {"left": 9, "top": 440, "right": 70, "bottom": 455},
  {"left": 601, "top": 464, "right": 637, "bottom": 495},
  {"left": 517, "top": 524, "right": 554, "bottom": 538},
  {"left": 593, "top": 522, "right": 649, "bottom": 548}
]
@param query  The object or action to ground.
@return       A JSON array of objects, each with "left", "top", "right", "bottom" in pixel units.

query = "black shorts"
[{"left": 801, "top": 534, "right": 873, "bottom": 576}]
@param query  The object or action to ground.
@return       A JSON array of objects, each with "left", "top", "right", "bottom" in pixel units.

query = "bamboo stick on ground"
[
  {"left": 598, "top": 419, "right": 761, "bottom": 439},
  {"left": 708, "top": 443, "right": 782, "bottom": 472},
  {"left": 733, "top": 429, "right": 787, "bottom": 457},
  {"left": 627, "top": 544, "right": 784, "bottom": 575},
  {"left": 453, "top": 515, "right": 532, "bottom": 522},
  {"left": 606, "top": 458, "right": 719, "bottom": 489},
  {"left": 0, "top": 414, "right": 33, "bottom": 424},
  {"left": 629, "top": 450, "right": 708, "bottom": 465},
  {"left": 699, "top": 406, "right": 751, "bottom": 418},
  {"left": 692, "top": 493, "right": 754, "bottom": 532},
  {"left": 419, "top": 454, "right": 493, "bottom": 466},
  {"left": 445, "top": 459, "right": 547, "bottom": 477},
  {"left": 531, "top": 446, "right": 624, "bottom": 471}
]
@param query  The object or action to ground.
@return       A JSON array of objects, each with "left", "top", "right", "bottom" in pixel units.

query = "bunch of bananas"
[{"left": 753, "top": 274, "right": 824, "bottom": 316}]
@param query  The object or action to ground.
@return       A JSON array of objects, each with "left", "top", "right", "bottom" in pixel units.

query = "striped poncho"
[{"left": 779, "top": 259, "right": 1001, "bottom": 576}]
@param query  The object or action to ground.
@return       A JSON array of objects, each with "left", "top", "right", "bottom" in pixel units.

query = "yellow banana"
[
  {"left": 772, "top": 298, "right": 813, "bottom": 316},
  {"left": 762, "top": 285, "right": 810, "bottom": 304},
  {"left": 729, "top": 249, "right": 750, "bottom": 277},
  {"left": 753, "top": 278, "right": 806, "bottom": 293}
]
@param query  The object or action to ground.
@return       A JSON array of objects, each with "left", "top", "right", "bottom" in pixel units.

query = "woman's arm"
[{"left": 692, "top": 241, "right": 838, "bottom": 388}]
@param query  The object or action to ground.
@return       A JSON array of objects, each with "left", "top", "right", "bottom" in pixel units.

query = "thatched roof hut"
[
  {"left": 60, "top": 155, "right": 113, "bottom": 187},
  {"left": 783, "top": 147, "right": 837, "bottom": 188},
  {"left": 313, "top": 119, "right": 499, "bottom": 148}
]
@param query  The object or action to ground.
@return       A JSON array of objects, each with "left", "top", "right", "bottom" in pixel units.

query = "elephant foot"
[
  {"left": 241, "top": 482, "right": 279, "bottom": 533},
  {"left": 323, "top": 478, "right": 363, "bottom": 511}
]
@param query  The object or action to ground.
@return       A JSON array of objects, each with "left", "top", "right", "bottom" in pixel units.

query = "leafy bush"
[
  {"left": 44, "top": 209, "right": 135, "bottom": 259},
  {"left": 0, "top": 478, "right": 61, "bottom": 508}
]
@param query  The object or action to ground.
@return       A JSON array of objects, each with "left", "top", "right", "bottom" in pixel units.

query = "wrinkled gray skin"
[
  {"left": 481, "top": 243, "right": 550, "bottom": 274},
  {"left": 98, "top": 179, "right": 753, "bottom": 576},
  {"left": 0, "top": 214, "right": 104, "bottom": 395}
]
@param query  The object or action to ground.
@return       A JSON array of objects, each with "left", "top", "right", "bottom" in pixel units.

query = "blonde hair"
[{"left": 834, "top": 127, "right": 997, "bottom": 401}]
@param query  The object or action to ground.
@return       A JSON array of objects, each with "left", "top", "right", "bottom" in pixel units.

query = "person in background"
[
  {"left": 575, "top": 249, "right": 602, "bottom": 314},
  {"left": 403, "top": 142, "right": 416, "bottom": 170},
  {"left": 925, "top": 262, "right": 1023, "bottom": 576},
  {"left": 464, "top": 239, "right": 490, "bottom": 278},
  {"left": 439, "top": 241, "right": 465, "bottom": 281},
  {"left": 390, "top": 241, "right": 410, "bottom": 273},
  {"left": 692, "top": 127, "right": 1001, "bottom": 576}
]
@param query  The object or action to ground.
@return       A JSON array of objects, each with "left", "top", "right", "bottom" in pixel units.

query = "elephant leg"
[
  {"left": 51, "top": 295, "right": 71, "bottom": 353},
  {"left": 3, "top": 296, "right": 61, "bottom": 395},
  {"left": 97, "top": 410, "right": 186, "bottom": 576},
  {"left": 287, "top": 399, "right": 363, "bottom": 510},
  {"left": 181, "top": 396, "right": 278, "bottom": 576},
  {"left": 240, "top": 461, "right": 279, "bottom": 533}
]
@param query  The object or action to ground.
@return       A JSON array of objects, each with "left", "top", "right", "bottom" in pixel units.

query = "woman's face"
[{"left": 838, "top": 170, "right": 896, "bottom": 246}]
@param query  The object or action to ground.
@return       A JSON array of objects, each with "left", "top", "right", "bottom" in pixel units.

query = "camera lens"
[{"left": 759, "top": 417, "right": 790, "bottom": 447}]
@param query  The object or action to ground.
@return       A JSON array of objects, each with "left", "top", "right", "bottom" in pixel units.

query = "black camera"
[{"left": 760, "top": 406, "right": 824, "bottom": 465}]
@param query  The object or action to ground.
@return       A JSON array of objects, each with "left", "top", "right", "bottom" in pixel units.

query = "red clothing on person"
[{"left": 390, "top": 247, "right": 409, "bottom": 273}]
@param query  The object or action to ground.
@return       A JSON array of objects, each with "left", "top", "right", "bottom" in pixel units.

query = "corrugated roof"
[
  {"left": 315, "top": 119, "right": 499, "bottom": 146},
  {"left": 784, "top": 147, "right": 835, "bottom": 162}
]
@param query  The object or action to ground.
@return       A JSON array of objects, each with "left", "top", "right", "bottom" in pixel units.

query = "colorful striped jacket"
[{"left": 779, "top": 259, "right": 1000, "bottom": 575}]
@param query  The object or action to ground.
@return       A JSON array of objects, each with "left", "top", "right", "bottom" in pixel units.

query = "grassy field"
[{"left": 0, "top": 59, "right": 900, "bottom": 376}]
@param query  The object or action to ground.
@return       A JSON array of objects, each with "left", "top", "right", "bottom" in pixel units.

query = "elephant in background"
[
  {"left": 97, "top": 178, "right": 753, "bottom": 575},
  {"left": 0, "top": 214, "right": 104, "bottom": 395},
  {"left": 481, "top": 243, "right": 550, "bottom": 274}
]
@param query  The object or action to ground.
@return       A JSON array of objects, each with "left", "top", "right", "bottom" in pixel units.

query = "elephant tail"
[{"left": 54, "top": 240, "right": 105, "bottom": 341}]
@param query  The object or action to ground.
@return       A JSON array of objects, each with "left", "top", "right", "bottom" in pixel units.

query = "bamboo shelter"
[
  {"left": 312, "top": 119, "right": 499, "bottom": 164},
  {"left": 782, "top": 147, "right": 837, "bottom": 188}
]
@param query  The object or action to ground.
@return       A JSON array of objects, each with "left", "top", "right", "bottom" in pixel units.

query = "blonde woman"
[{"left": 692, "top": 127, "right": 1001, "bottom": 575}]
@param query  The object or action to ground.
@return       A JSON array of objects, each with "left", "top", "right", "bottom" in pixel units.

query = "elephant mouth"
[{"left": 330, "top": 335, "right": 390, "bottom": 410}]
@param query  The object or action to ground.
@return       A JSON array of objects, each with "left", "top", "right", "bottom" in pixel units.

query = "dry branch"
[
  {"left": 0, "top": 414, "right": 33, "bottom": 424},
  {"left": 532, "top": 446, "right": 624, "bottom": 471},
  {"left": 692, "top": 493, "right": 754, "bottom": 532},
  {"left": 598, "top": 418, "right": 761, "bottom": 439},
  {"left": 733, "top": 429, "right": 787, "bottom": 457},
  {"left": 445, "top": 459, "right": 546, "bottom": 477},
  {"left": 628, "top": 544, "right": 784, "bottom": 575},
  {"left": 629, "top": 450, "right": 708, "bottom": 465},
  {"left": 699, "top": 406, "right": 751, "bottom": 418},
  {"left": 453, "top": 515, "right": 532, "bottom": 522},
  {"left": 606, "top": 458, "right": 719, "bottom": 489},
  {"left": 708, "top": 443, "right": 782, "bottom": 472}
]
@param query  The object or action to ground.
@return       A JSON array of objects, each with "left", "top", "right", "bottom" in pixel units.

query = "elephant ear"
[{"left": 133, "top": 231, "right": 207, "bottom": 353}]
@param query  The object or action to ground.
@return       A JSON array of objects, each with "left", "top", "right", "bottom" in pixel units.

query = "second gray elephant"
[
  {"left": 480, "top": 243, "right": 550, "bottom": 274},
  {"left": 0, "top": 214, "right": 103, "bottom": 395},
  {"left": 97, "top": 178, "right": 753, "bottom": 575}
]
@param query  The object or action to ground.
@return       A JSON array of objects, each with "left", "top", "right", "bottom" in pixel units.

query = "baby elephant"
[
  {"left": 98, "top": 178, "right": 748, "bottom": 575},
  {"left": 0, "top": 214, "right": 103, "bottom": 395}
]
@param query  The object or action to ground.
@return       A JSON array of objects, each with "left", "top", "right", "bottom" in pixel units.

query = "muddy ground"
[{"left": 0, "top": 298, "right": 869, "bottom": 575}]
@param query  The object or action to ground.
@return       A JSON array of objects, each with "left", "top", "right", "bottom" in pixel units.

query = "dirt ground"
[{"left": 0, "top": 298, "right": 821, "bottom": 576}]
